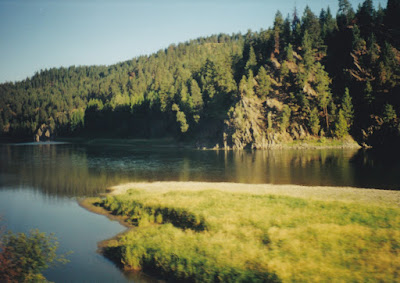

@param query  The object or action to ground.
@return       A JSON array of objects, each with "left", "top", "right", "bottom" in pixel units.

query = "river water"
[{"left": 0, "top": 141, "right": 399, "bottom": 281}]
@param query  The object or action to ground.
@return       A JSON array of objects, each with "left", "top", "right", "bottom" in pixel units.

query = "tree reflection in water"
[{"left": 1, "top": 143, "right": 399, "bottom": 198}]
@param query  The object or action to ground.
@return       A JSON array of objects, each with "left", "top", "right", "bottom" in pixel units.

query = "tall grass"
[{"left": 98, "top": 188, "right": 400, "bottom": 282}]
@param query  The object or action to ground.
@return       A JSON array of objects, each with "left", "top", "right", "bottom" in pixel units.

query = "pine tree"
[
  {"left": 334, "top": 109, "right": 348, "bottom": 138},
  {"left": 341, "top": 87, "right": 354, "bottom": 127},
  {"left": 239, "top": 71, "right": 255, "bottom": 98},
  {"left": 314, "top": 63, "right": 332, "bottom": 130},
  {"left": 178, "top": 83, "right": 189, "bottom": 104},
  {"left": 190, "top": 79, "right": 203, "bottom": 111},
  {"left": 245, "top": 46, "right": 257, "bottom": 75},
  {"left": 366, "top": 34, "right": 379, "bottom": 65},
  {"left": 302, "top": 6, "right": 322, "bottom": 48},
  {"left": 273, "top": 11, "right": 284, "bottom": 54},
  {"left": 385, "top": 0, "right": 400, "bottom": 46},
  {"left": 172, "top": 103, "right": 189, "bottom": 133},
  {"left": 285, "top": 43, "right": 294, "bottom": 62},
  {"left": 255, "top": 66, "right": 271, "bottom": 100},
  {"left": 357, "top": 0, "right": 374, "bottom": 35},
  {"left": 320, "top": 7, "right": 337, "bottom": 40},
  {"left": 282, "top": 16, "right": 292, "bottom": 44},
  {"left": 379, "top": 42, "right": 399, "bottom": 88},
  {"left": 292, "top": 6, "right": 300, "bottom": 31},
  {"left": 383, "top": 104, "right": 397, "bottom": 123},
  {"left": 280, "top": 105, "right": 291, "bottom": 133},
  {"left": 337, "top": 0, "right": 354, "bottom": 29},
  {"left": 364, "top": 80, "right": 374, "bottom": 105},
  {"left": 309, "top": 107, "right": 320, "bottom": 135},
  {"left": 338, "top": 0, "right": 353, "bottom": 16},
  {"left": 351, "top": 24, "right": 365, "bottom": 51},
  {"left": 292, "top": 22, "right": 302, "bottom": 47},
  {"left": 375, "top": 4, "right": 385, "bottom": 26},
  {"left": 302, "top": 31, "right": 315, "bottom": 70},
  {"left": 280, "top": 62, "right": 289, "bottom": 83}
]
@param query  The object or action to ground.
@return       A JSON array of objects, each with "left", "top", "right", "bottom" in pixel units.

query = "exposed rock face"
[
  {"left": 290, "top": 124, "right": 308, "bottom": 140},
  {"left": 34, "top": 124, "right": 52, "bottom": 142}
]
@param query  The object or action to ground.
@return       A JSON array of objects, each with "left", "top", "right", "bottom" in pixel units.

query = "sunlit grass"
[
  {"left": 284, "top": 135, "right": 359, "bottom": 148},
  {"left": 97, "top": 186, "right": 400, "bottom": 282}
]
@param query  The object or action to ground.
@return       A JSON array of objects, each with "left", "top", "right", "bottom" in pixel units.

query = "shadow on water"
[
  {"left": 1, "top": 142, "right": 400, "bottom": 196},
  {"left": 349, "top": 148, "right": 400, "bottom": 190}
]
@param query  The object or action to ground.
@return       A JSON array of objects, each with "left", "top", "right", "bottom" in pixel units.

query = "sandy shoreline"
[{"left": 107, "top": 181, "right": 400, "bottom": 207}]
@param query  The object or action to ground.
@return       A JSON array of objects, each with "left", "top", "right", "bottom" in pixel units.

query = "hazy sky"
[{"left": 0, "top": 0, "right": 386, "bottom": 83}]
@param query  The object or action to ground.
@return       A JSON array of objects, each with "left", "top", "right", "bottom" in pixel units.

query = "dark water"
[
  {"left": 1, "top": 142, "right": 400, "bottom": 195},
  {"left": 1, "top": 142, "right": 400, "bottom": 282}
]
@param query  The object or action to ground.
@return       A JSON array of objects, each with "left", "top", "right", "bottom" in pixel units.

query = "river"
[{"left": 0, "top": 141, "right": 399, "bottom": 282}]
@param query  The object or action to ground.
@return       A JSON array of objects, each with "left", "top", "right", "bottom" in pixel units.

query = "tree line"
[{"left": 0, "top": 0, "right": 399, "bottom": 148}]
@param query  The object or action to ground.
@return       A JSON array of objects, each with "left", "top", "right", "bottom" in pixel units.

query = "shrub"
[{"left": 0, "top": 229, "right": 69, "bottom": 282}]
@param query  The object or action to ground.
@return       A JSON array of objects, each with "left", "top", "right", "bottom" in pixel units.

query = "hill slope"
[{"left": 1, "top": 0, "right": 399, "bottom": 148}]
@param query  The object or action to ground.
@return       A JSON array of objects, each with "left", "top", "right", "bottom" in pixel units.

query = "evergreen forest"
[{"left": 1, "top": 0, "right": 399, "bottom": 148}]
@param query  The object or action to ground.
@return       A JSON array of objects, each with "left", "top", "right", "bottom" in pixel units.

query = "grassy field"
[{"left": 88, "top": 182, "right": 400, "bottom": 282}]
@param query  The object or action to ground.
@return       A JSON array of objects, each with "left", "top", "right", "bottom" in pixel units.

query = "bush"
[{"left": 0, "top": 229, "right": 69, "bottom": 282}]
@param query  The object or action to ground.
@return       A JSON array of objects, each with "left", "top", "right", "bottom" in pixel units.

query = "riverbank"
[
  {"left": 56, "top": 135, "right": 361, "bottom": 150},
  {"left": 84, "top": 182, "right": 400, "bottom": 282}
]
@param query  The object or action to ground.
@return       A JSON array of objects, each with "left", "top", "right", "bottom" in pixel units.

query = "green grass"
[
  {"left": 97, "top": 188, "right": 400, "bottom": 282},
  {"left": 284, "top": 135, "right": 360, "bottom": 148}
]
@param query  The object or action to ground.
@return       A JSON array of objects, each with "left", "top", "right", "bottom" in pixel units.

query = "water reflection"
[
  {"left": 1, "top": 143, "right": 399, "bottom": 197},
  {"left": 1, "top": 144, "right": 119, "bottom": 196},
  {"left": 225, "top": 149, "right": 356, "bottom": 185},
  {"left": 349, "top": 149, "right": 400, "bottom": 189}
]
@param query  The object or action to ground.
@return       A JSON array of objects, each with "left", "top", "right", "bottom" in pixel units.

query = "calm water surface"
[{"left": 1, "top": 141, "right": 399, "bottom": 282}]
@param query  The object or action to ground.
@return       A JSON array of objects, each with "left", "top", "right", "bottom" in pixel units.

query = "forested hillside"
[{"left": 1, "top": 0, "right": 399, "bottom": 148}]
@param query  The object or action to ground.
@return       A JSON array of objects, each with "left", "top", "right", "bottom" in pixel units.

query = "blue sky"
[{"left": 0, "top": 0, "right": 386, "bottom": 83}]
